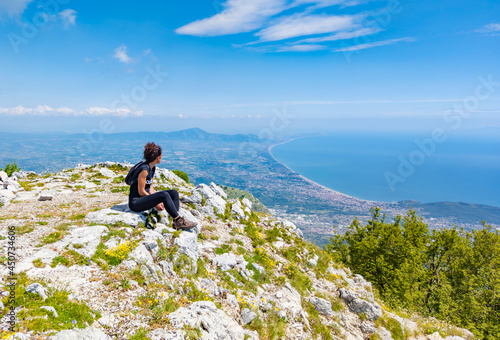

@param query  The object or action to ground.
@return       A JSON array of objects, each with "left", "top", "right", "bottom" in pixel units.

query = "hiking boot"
[{"left": 172, "top": 216, "right": 197, "bottom": 230}]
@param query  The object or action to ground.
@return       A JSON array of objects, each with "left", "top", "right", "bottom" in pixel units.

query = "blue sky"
[{"left": 0, "top": 0, "right": 499, "bottom": 135}]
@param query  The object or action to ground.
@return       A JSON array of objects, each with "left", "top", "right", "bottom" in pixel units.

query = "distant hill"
[
  {"left": 398, "top": 200, "right": 500, "bottom": 226},
  {"left": 105, "top": 128, "right": 263, "bottom": 143}
]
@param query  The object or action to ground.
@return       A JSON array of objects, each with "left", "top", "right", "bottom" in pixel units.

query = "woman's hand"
[{"left": 156, "top": 203, "right": 165, "bottom": 211}]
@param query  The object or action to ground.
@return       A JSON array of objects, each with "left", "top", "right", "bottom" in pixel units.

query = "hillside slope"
[{"left": 0, "top": 163, "right": 474, "bottom": 339}]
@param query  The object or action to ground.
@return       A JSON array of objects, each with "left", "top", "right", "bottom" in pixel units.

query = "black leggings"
[{"left": 129, "top": 190, "right": 180, "bottom": 219}]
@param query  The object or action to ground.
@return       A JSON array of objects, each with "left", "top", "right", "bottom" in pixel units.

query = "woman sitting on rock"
[{"left": 128, "top": 142, "right": 196, "bottom": 230}]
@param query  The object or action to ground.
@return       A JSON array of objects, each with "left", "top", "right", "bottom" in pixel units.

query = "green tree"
[{"left": 326, "top": 210, "right": 500, "bottom": 339}]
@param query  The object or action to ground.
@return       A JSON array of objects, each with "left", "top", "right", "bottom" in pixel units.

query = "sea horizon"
[{"left": 269, "top": 133, "right": 500, "bottom": 208}]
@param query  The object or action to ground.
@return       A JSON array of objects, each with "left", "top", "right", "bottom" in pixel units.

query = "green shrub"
[
  {"left": 1, "top": 161, "right": 21, "bottom": 176},
  {"left": 172, "top": 170, "right": 189, "bottom": 183}
]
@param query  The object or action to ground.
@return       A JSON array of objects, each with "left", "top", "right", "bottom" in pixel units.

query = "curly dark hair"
[{"left": 144, "top": 142, "right": 162, "bottom": 163}]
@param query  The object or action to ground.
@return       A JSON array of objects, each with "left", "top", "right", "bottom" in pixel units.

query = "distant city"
[{"left": 1, "top": 128, "right": 499, "bottom": 247}]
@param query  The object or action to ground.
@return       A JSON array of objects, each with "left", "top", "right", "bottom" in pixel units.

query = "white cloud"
[
  {"left": 175, "top": 0, "right": 288, "bottom": 36},
  {"left": 0, "top": 0, "right": 33, "bottom": 17},
  {"left": 143, "top": 49, "right": 151, "bottom": 55},
  {"left": 0, "top": 105, "right": 141, "bottom": 117},
  {"left": 34, "top": 104, "right": 54, "bottom": 114},
  {"left": 334, "top": 37, "right": 413, "bottom": 52},
  {"left": 113, "top": 45, "right": 132, "bottom": 64},
  {"left": 475, "top": 23, "right": 500, "bottom": 36},
  {"left": 11, "top": 105, "right": 33, "bottom": 115},
  {"left": 298, "top": 26, "right": 382, "bottom": 43},
  {"left": 86, "top": 107, "right": 143, "bottom": 117},
  {"left": 59, "top": 9, "right": 77, "bottom": 28},
  {"left": 256, "top": 13, "right": 358, "bottom": 42},
  {"left": 56, "top": 107, "right": 75, "bottom": 115}
]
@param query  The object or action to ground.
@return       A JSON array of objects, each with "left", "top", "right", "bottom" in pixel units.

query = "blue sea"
[{"left": 271, "top": 132, "right": 500, "bottom": 207}]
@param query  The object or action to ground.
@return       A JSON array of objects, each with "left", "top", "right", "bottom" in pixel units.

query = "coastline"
[{"left": 267, "top": 137, "right": 375, "bottom": 204}]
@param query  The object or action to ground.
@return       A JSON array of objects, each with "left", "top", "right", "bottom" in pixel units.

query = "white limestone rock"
[
  {"left": 0, "top": 171, "right": 8, "bottom": 183},
  {"left": 98, "top": 167, "right": 115, "bottom": 178},
  {"left": 54, "top": 225, "right": 109, "bottom": 258},
  {"left": 85, "top": 202, "right": 145, "bottom": 228},
  {"left": 166, "top": 301, "right": 245, "bottom": 340},
  {"left": 209, "top": 182, "right": 227, "bottom": 199},
  {"left": 49, "top": 326, "right": 111, "bottom": 340},
  {"left": 174, "top": 231, "right": 200, "bottom": 261},
  {"left": 26, "top": 283, "right": 48, "bottom": 300},
  {"left": 15, "top": 248, "right": 59, "bottom": 274},
  {"left": 38, "top": 190, "right": 55, "bottom": 201},
  {"left": 212, "top": 253, "right": 244, "bottom": 272},
  {"left": 241, "top": 198, "right": 252, "bottom": 210},
  {"left": 129, "top": 243, "right": 155, "bottom": 267}
]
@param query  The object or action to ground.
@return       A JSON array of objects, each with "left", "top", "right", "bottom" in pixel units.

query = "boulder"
[
  {"left": 181, "top": 189, "right": 203, "bottom": 204},
  {"left": 231, "top": 201, "right": 246, "bottom": 219},
  {"left": 195, "top": 183, "right": 216, "bottom": 199},
  {"left": 212, "top": 253, "right": 244, "bottom": 271},
  {"left": 174, "top": 231, "right": 200, "bottom": 261},
  {"left": 0, "top": 189, "right": 15, "bottom": 205},
  {"left": 85, "top": 203, "right": 144, "bottom": 228},
  {"left": 274, "top": 283, "right": 302, "bottom": 318},
  {"left": 141, "top": 229, "right": 166, "bottom": 258},
  {"left": 56, "top": 225, "right": 109, "bottom": 258},
  {"left": 207, "top": 195, "right": 227, "bottom": 215},
  {"left": 129, "top": 243, "right": 155, "bottom": 267},
  {"left": 209, "top": 182, "right": 227, "bottom": 198},
  {"left": 166, "top": 301, "right": 245, "bottom": 340},
  {"left": 308, "top": 296, "right": 334, "bottom": 316},
  {"left": 241, "top": 198, "right": 252, "bottom": 210},
  {"left": 339, "top": 288, "right": 382, "bottom": 321}
]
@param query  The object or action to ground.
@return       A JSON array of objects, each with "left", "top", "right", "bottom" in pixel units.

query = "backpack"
[{"left": 125, "top": 161, "right": 148, "bottom": 185}]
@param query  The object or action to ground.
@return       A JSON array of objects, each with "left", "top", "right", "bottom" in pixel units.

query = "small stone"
[
  {"left": 26, "top": 283, "right": 48, "bottom": 300},
  {"left": 241, "top": 308, "right": 257, "bottom": 325},
  {"left": 38, "top": 190, "right": 54, "bottom": 201}
]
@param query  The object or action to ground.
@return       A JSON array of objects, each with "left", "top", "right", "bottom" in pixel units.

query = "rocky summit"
[{"left": 0, "top": 163, "right": 474, "bottom": 339}]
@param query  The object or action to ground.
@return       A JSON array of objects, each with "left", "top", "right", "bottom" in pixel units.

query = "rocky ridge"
[{"left": 0, "top": 163, "right": 474, "bottom": 339}]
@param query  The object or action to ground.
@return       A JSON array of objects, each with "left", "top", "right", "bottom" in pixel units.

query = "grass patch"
[
  {"left": 2, "top": 272, "right": 101, "bottom": 334},
  {"left": 214, "top": 244, "right": 232, "bottom": 255},
  {"left": 17, "top": 225, "right": 35, "bottom": 235},
  {"left": 37, "top": 231, "right": 64, "bottom": 247},
  {"left": 32, "top": 258, "right": 46, "bottom": 268}
]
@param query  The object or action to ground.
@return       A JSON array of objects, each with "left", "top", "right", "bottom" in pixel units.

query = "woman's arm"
[{"left": 137, "top": 170, "right": 149, "bottom": 197}]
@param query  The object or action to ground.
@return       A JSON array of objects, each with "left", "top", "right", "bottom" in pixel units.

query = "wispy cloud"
[
  {"left": 475, "top": 23, "right": 500, "bottom": 36},
  {"left": 256, "top": 13, "right": 359, "bottom": 42},
  {"left": 297, "top": 26, "right": 383, "bottom": 43},
  {"left": 113, "top": 45, "right": 133, "bottom": 64},
  {"left": 175, "top": 0, "right": 288, "bottom": 36},
  {"left": 275, "top": 43, "right": 327, "bottom": 52},
  {"left": 59, "top": 9, "right": 77, "bottom": 28},
  {"left": 175, "top": 0, "right": 404, "bottom": 53},
  {"left": 334, "top": 37, "right": 414, "bottom": 52},
  {"left": 0, "top": 105, "right": 143, "bottom": 117},
  {"left": 0, "top": 0, "right": 33, "bottom": 17}
]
